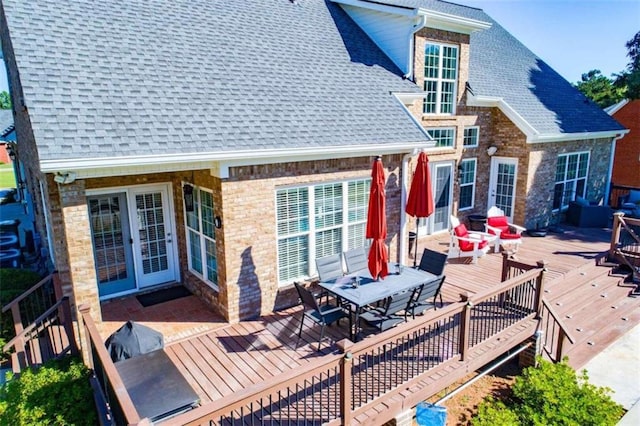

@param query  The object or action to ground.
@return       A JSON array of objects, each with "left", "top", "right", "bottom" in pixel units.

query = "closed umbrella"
[
  {"left": 367, "top": 156, "right": 389, "bottom": 280},
  {"left": 405, "top": 152, "right": 435, "bottom": 266}
]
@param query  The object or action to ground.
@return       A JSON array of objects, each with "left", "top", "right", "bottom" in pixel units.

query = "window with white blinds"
[
  {"left": 276, "top": 179, "right": 370, "bottom": 284},
  {"left": 185, "top": 186, "right": 218, "bottom": 289}
]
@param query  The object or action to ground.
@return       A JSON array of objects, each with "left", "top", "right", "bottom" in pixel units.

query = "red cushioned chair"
[
  {"left": 485, "top": 206, "right": 526, "bottom": 253},
  {"left": 448, "top": 216, "right": 496, "bottom": 264}
]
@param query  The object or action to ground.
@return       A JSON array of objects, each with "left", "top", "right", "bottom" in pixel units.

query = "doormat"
[{"left": 136, "top": 286, "right": 192, "bottom": 307}]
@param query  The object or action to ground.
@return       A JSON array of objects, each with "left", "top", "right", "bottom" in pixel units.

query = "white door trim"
[{"left": 488, "top": 157, "right": 518, "bottom": 222}]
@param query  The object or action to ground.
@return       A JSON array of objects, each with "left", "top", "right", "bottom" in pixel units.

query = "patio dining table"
[{"left": 318, "top": 263, "right": 438, "bottom": 341}]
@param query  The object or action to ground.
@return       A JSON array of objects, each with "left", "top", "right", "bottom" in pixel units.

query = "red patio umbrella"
[
  {"left": 367, "top": 156, "right": 389, "bottom": 280},
  {"left": 405, "top": 152, "right": 435, "bottom": 266}
]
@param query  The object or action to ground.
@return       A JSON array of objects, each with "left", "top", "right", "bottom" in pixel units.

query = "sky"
[
  {"left": 458, "top": 0, "right": 640, "bottom": 83},
  {"left": 0, "top": 0, "right": 638, "bottom": 91}
]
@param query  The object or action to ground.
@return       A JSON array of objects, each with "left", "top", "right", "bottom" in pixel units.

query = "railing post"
[
  {"left": 60, "top": 297, "right": 79, "bottom": 356},
  {"left": 339, "top": 351, "right": 353, "bottom": 426},
  {"left": 534, "top": 260, "right": 547, "bottom": 318},
  {"left": 610, "top": 212, "right": 624, "bottom": 260},
  {"left": 501, "top": 252, "right": 511, "bottom": 282},
  {"left": 459, "top": 292, "right": 472, "bottom": 361},
  {"left": 78, "top": 304, "right": 93, "bottom": 368},
  {"left": 9, "top": 303, "right": 26, "bottom": 372},
  {"left": 52, "top": 271, "right": 63, "bottom": 302},
  {"left": 555, "top": 328, "right": 566, "bottom": 362}
]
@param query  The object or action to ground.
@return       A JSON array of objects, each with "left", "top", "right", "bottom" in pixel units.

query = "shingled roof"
[
  {"left": 0, "top": 0, "right": 430, "bottom": 165},
  {"left": 345, "top": 0, "right": 626, "bottom": 139}
]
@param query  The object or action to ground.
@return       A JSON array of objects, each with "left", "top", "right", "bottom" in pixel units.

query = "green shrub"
[
  {"left": 472, "top": 357, "right": 624, "bottom": 426},
  {"left": 472, "top": 398, "right": 519, "bottom": 426},
  {"left": 0, "top": 356, "right": 97, "bottom": 426}
]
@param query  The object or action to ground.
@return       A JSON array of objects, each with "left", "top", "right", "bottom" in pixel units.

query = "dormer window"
[{"left": 423, "top": 42, "right": 458, "bottom": 115}]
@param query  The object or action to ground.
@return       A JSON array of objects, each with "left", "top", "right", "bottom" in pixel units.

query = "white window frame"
[
  {"left": 276, "top": 178, "right": 370, "bottom": 286},
  {"left": 423, "top": 42, "right": 459, "bottom": 115},
  {"left": 463, "top": 126, "right": 479, "bottom": 147},
  {"left": 458, "top": 158, "right": 477, "bottom": 211},
  {"left": 184, "top": 184, "right": 218, "bottom": 290},
  {"left": 427, "top": 127, "right": 456, "bottom": 148},
  {"left": 553, "top": 151, "right": 590, "bottom": 211}
]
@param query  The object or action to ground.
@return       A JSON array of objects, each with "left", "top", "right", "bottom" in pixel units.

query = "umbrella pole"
[{"left": 413, "top": 221, "right": 419, "bottom": 268}]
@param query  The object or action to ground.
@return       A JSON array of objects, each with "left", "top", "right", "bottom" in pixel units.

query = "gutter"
[
  {"left": 400, "top": 148, "right": 420, "bottom": 265},
  {"left": 404, "top": 15, "right": 427, "bottom": 80},
  {"left": 40, "top": 141, "right": 433, "bottom": 174},
  {"left": 604, "top": 132, "right": 627, "bottom": 206}
]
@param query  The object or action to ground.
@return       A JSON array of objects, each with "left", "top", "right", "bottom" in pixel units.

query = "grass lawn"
[{"left": 0, "top": 163, "right": 16, "bottom": 188}]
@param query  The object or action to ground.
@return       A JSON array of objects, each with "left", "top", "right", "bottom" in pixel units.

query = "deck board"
[{"left": 99, "top": 224, "right": 640, "bottom": 424}]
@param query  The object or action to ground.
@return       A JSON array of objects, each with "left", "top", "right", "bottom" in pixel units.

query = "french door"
[
  {"left": 89, "top": 184, "right": 177, "bottom": 298},
  {"left": 488, "top": 157, "right": 518, "bottom": 221},
  {"left": 418, "top": 162, "right": 453, "bottom": 235}
]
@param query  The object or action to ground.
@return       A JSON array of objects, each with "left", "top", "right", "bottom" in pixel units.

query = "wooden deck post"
[
  {"left": 555, "top": 328, "right": 566, "bottom": 362},
  {"left": 534, "top": 260, "right": 547, "bottom": 319},
  {"left": 9, "top": 303, "right": 26, "bottom": 372},
  {"left": 78, "top": 304, "right": 92, "bottom": 367},
  {"left": 501, "top": 252, "right": 510, "bottom": 282},
  {"left": 339, "top": 351, "right": 353, "bottom": 426},
  {"left": 459, "top": 292, "right": 472, "bottom": 361},
  {"left": 60, "top": 297, "right": 79, "bottom": 356},
  {"left": 610, "top": 212, "right": 624, "bottom": 260}
]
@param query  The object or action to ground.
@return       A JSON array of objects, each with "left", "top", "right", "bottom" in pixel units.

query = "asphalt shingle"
[
  {"left": 382, "top": 0, "right": 625, "bottom": 136},
  {"left": 1, "top": 0, "right": 429, "bottom": 162}
]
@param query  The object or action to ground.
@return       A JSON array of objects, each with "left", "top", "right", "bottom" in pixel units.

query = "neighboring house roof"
[
  {"left": 605, "top": 99, "right": 629, "bottom": 116},
  {"left": 0, "top": 0, "right": 430, "bottom": 170},
  {"left": 336, "top": 0, "right": 627, "bottom": 142},
  {"left": 0, "top": 110, "right": 15, "bottom": 141}
]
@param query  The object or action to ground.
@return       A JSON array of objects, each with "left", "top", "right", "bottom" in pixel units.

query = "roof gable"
[{"left": 337, "top": 0, "right": 626, "bottom": 141}]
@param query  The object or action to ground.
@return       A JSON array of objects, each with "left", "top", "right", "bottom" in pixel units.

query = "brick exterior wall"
[
  {"left": 223, "top": 155, "right": 404, "bottom": 322},
  {"left": 409, "top": 28, "right": 615, "bottom": 231},
  {"left": 611, "top": 100, "right": 640, "bottom": 187},
  {"left": 2, "top": 15, "right": 618, "bottom": 328}
]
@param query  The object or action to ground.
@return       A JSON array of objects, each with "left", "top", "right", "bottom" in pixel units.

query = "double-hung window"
[
  {"left": 427, "top": 127, "right": 456, "bottom": 148},
  {"left": 276, "top": 179, "right": 370, "bottom": 284},
  {"left": 463, "top": 126, "right": 479, "bottom": 147},
  {"left": 424, "top": 42, "right": 459, "bottom": 114},
  {"left": 185, "top": 186, "right": 218, "bottom": 289},
  {"left": 458, "top": 158, "right": 476, "bottom": 210},
  {"left": 553, "top": 152, "right": 590, "bottom": 210}
]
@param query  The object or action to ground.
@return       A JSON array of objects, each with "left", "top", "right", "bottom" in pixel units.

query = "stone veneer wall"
[{"left": 525, "top": 138, "right": 613, "bottom": 230}]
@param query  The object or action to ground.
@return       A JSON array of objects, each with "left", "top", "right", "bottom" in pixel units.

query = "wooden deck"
[{"left": 98, "top": 224, "right": 640, "bottom": 424}]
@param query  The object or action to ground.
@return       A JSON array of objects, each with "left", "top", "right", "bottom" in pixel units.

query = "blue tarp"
[{"left": 416, "top": 402, "right": 447, "bottom": 426}]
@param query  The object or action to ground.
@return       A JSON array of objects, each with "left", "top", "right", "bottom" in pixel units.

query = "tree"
[
  {"left": 575, "top": 70, "right": 624, "bottom": 108},
  {"left": 614, "top": 31, "right": 640, "bottom": 99},
  {"left": 0, "top": 91, "right": 11, "bottom": 109}
]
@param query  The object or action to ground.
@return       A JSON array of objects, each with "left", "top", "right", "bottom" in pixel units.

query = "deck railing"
[
  {"left": 609, "top": 213, "right": 640, "bottom": 284},
  {"left": 78, "top": 304, "right": 144, "bottom": 425},
  {"left": 157, "top": 264, "right": 545, "bottom": 426},
  {"left": 3, "top": 296, "right": 78, "bottom": 373},
  {"left": 608, "top": 183, "right": 639, "bottom": 208},
  {"left": 1, "top": 271, "right": 70, "bottom": 373},
  {"left": 501, "top": 254, "right": 578, "bottom": 362}
]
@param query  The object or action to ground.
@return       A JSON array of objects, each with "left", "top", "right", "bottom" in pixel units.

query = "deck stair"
[{"left": 541, "top": 263, "right": 640, "bottom": 368}]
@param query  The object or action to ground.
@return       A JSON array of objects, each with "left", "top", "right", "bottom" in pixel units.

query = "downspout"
[
  {"left": 604, "top": 133, "right": 625, "bottom": 206},
  {"left": 403, "top": 15, "right": 427, "bottom": 80},
  {"left": 400, "top": 149, "right": 420, "bottom": 264}
]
